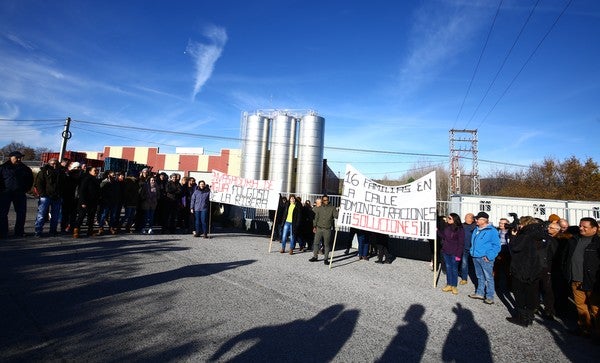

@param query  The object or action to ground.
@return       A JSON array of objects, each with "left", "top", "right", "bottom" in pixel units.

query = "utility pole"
[
  {"left": 59, "top": 117, "right": 72, "bottom": 162},
  {"left": 448, "top": 129, "right": 480, "bottom": 197}
]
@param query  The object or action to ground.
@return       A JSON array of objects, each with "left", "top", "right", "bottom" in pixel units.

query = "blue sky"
[{"left": 1, "top": 0, "right": 598, "bottom": 179}]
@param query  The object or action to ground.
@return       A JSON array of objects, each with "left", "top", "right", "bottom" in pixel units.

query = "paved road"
[{"left": 1, "top": 203, "right": 598, "bottom": 362}]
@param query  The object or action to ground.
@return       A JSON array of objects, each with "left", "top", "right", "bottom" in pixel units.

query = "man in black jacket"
[
  {"left": 34, "top": 158, "right": 65, "bottom": 237},
  {"left": 0, "top": 151, "right": 34, "bottom": 238},
  {"left": 566, "top": 217, "right": 600, "bottom": 339}
]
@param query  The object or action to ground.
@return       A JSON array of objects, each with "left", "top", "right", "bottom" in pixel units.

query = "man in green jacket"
[{"left": 309, "top": 195, "right": 338, "bottom": 265}]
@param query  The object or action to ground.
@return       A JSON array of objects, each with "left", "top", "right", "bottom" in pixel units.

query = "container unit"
[
  {"left": 127, "top": 160, "right": 149, "bottom": 177},
  {"left": 268, "top": 114, "right": 296, "bottom": 192},
  {"left": 84, "top": 158, "right": 105, "bottom": 170},
  {"left": 295, "top": 114, "right": 325, "bottom": 195},
  {"left": 241, "top": 114, "right": 270, "bottom": 180},
  {"left": 41, "top": 151, "right": 87, "bottom": 165},
  {"left": 564, "top": 201, "right": 600, "bottom": 223},
  {"left": 447, "top": 194, "right": 600, "bottom": 226},
  {"left": 104, "top": 157, "right": 129, "bottom": 174}
]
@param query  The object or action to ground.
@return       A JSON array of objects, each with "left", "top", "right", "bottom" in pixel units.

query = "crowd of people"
[
  {"left": 437, "top": 210, "right": 599, "bottom": 342},
  {"left": 272, "top": 195, "right": 394, "bottom": 266},
  {"left": 2, "top": 152, "right": 599, "bottom": 342},
  {"left": 0, "top": 154, "right": 211, "bottom": 240}
]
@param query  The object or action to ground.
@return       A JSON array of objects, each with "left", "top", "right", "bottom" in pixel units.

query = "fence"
[{"left": 240, "top": 194, "right": 600, "bottom": 235}]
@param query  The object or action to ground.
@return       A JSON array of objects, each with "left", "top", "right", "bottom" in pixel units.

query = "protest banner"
[
  {"left": 210, "top": 170, "right": 283, "bottom": 210},
  {"left": 337, "top": 164, "right": 437, "bottom": 240}
]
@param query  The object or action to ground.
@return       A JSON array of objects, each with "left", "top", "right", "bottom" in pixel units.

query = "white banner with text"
[
  {"left": 210, "top": 170, "right": 283, "bottom": 210},
  {"left": 337, "top": 165, "right": 436, "bottom": 239}
]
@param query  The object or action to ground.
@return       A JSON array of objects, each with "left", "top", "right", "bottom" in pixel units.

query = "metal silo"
[
  {"left": 241, "top": 114, "right": 269, "bottom": 180},
  {"left": 269, "top": 113, "right": 296, "bottom": 192},
  {"left": 296, "top": 113, "right": 324, "bottom": 194}
]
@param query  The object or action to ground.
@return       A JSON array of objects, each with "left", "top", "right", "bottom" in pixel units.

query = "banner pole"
[
  {"left": 208, "top": 202, "right": 212, "bottom": 238},
  {"left": 433, "top": 237, "right": 437, "bottom": 288},
  {"left": 329, "top": 227, "right": 338, "bottom": 270},
  {"left": 268, "top": 206, "right": 279, "bottom": 253}
]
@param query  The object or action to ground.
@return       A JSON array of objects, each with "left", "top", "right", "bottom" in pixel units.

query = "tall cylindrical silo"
[
  {"left": 241, "top": 114, "right": 269, "bottom": 180},
  {"left": 296, "top": 114, "right": 324, "bottom": 194},
  {"left": 269, "top": 114, "right": 296, "bottom": 192}
]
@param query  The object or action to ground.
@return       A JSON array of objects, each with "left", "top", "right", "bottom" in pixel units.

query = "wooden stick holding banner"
[
  {"left": 329, "top": 227, "right": 339, "bottom": 270},
  {"left": 433, "top": 236, "right": 437, "bottom": 288},
  {"left": 208, "top": 201, "right": 212, "bottom": 238},
  {"left": 268, "top": 205, "right": 279, "bottom": 253}
]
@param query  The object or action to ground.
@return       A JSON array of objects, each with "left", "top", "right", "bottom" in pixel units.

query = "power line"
[
  {"left": 454, "top": 0, "right": 504, "bottom": 128},
  {"left": 476, "top": 0, "right": 574, "bottom": 128},
  {"left": 465, "top": 0, "right": 541, "bottom": 128},
  {"left": 0, "top": 118, "right": 64, "bottom": 122},
  {"left": 73, "top": 118, "right": 450, "bottom": 159},
  {"left": 3, "top": 116, "right": 531, "bottom": 170}
]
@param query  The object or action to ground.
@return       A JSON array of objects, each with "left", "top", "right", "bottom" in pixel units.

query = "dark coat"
[
  {"left": 0, "top": 160, "right": 34, "bottom": 194},
  {"left": 140, "top": 182, "right": 159, "bottom": 210},
  {"left": 441, "top": 224, "right": 465, "bottom": 257},
  {"left": 462, "top": 223, "right": 476, "bottom": 250},
  {"left": 62, "top": 169, "right": 82, "bottom": 202},
  {"left": 99, "top": 178, "right": 121, "bottom": 206},
  {"left": 510, "top": 223, "right": 546, "bottom": 283},
  {"left": 282, "top": 200, "right": 303, "bottom": 235},
  {"left": 165, "top": 180, "right": 182, "bottom": 202},
  {"left": 190, "top": 186, "right": 211, "bottom": 212},
  {"left": 34, "top": 165, "right": 65, "bottom": 199},
  {"left": 567, "top": 234, "right": 600, "bottom": 291},
  {"left": 78, "top": 173, "right": 100, "bottom": 206},
  {"left": 122, "top": 177, "right": 140, "bottom": 207}
]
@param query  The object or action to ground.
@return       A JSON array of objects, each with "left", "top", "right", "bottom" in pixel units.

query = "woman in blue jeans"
[
  {"left": 190, "top": 180, "right": 211, "bottom": 238},
  {"left": 280, "top": 195, "right": 302, "bottom": 254},
  {"left": 441, "top": 213, "right": 464, "bottom": 295}
]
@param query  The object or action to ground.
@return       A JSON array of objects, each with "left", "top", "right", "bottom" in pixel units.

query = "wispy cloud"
[
  {"left": 398, "top": 1, "right": 492, "bottom": 96},
  {"left": 2, "top": 32, "right": 36, "bottom": 51},
  {"left": 186, "top": 25, "right": 228, "bottom": 101}
]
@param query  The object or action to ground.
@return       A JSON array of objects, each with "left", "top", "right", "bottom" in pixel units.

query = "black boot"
[{"left": 506, "top": 316, "right": 528, "bottom": 327}]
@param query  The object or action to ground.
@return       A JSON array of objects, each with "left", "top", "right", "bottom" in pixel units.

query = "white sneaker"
[{"left": 147, "top": 228, "right": 153, "bottom": 234}]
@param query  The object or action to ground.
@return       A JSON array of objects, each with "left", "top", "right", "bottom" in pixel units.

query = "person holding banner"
[
  {"left": 308, "top": 195, "right": 338, "bottom": 265},
  {"left": 191, "top": 180, "right": 211, "bottom": 238},
  {"left": 441, "top": 213, "right": 465, "bottom": 295},
  {"left": 280, "top": 195, "right": 302, "bottom": 254}
]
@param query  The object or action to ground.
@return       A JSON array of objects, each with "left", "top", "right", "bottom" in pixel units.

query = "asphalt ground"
[{"left": 1, "top": 200, "right": 599, "bottom": 362}]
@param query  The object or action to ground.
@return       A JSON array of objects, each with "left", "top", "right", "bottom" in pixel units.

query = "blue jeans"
[
  {"left": 281, "top": 221, "right": 296, "bottom": 251},
  {"left": 121, "top": 206, "right": 136, "bottom": 228},
  {"left": 35, "top": 197, "right": 62, "bottom": 234},
  {"left": 194, "top": 210, "right": 208, "bottom": 235},
  {"left": 473, "top": 256, "right": 495, "bottom": 300},
  {"left": 460, "top": 249, "right": 470, "bottom": 280},
  {"left": 443, "top": 253, "right": 459, "bottom": 286},
  {"left": 99, "top": 205, "right": 119, "bottom": 228},
  {"left": 144, "top": 209, "right": 155, "bottom": 230},
  {"left": 357, "top": 233, "right": 369, "bottom": 257},
  {"left": 0, "top": 192, "right": 28, "bottom": 238}
]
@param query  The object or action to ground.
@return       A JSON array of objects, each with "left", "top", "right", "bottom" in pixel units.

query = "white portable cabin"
[{"left": 448, "top": 194, "right": 600, "bottom": 226}]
